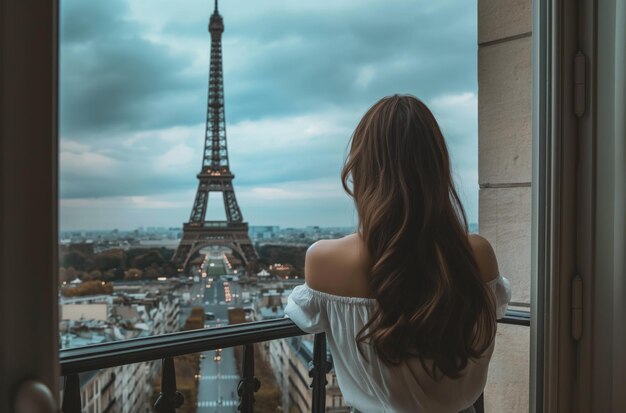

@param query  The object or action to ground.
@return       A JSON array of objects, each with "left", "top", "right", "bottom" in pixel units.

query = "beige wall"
[
  {"left": 477, "top": 0, "right": 532, "bottom": 411},
  {"left": 61, "top": 304, "right": 108, "bottom": 321},
  {"left": 478, "top": 0, "right": 532, "bottom": 305}
]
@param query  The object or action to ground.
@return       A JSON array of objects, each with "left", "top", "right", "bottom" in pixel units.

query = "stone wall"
[{"left": 477, "top": 0, "right": 532, "bottom": 411}]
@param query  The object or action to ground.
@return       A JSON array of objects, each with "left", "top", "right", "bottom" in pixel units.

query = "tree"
[
  {"left": 143, "top": 265, "right": 162, "bottom": 279},
  {"left": 82, "top": 270, "right": 103, "bottom": 281},
  {"left": 109, "top": 268, "right": 125, "bottom": 281},
  {"left": 124, "top": 268, "right": 143, "bottom": 280},
  {"left": 94, "top": 253, "right": 123, "bottom": 272},
  {"left": 62, "top": 281, "right": 113, "bottom": 297},
  {"left": 131, "top": 251, "right": 165, "bottom": 270},
  {"left": 66, "top": 266, "right": 81, "bottom": 281},
  {"left": 161, "top": 262, "right": 177, "bottom": 277},
  {"left": 61, "top": 250, "right": 95, "bottom": 272},
  {"left": 158, "top": 247, "right": 175, "bottom": 262},
  {"left": 101, "top": 270, "right": 116, "bottom": 281},
  {"left": 124, "top": 248, "right": 147, "bottom": 268},
  {"left": 68, "top": 243, "right": 94, "bottom": 255},
  {"left": 257, "top": 245, "right": 307, "bottom": 275}
]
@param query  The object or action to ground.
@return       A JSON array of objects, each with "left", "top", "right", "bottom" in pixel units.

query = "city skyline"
[{"left": 59, "top": 0, "right": 479, "bottom": 230}]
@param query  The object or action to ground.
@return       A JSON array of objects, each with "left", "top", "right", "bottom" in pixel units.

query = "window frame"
[
  {"left": 531, "top": 0, "right": 582, "bottom": 412},
  {"left": 0, "top": 0, "right": 589, "bottom": 410},
  {"left": 0, "top": 1, "right": 60, "bottom": 410}
]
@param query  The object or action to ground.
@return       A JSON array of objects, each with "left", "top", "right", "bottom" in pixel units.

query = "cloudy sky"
[{"left": 59, "top": 0, "right": 478, "bottom": 230}]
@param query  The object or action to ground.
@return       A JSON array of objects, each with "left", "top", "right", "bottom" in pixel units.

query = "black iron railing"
[{"left": 59, "top": 311, "right": 530, "bottom": 413}]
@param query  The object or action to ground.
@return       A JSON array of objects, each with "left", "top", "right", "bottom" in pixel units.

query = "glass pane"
[
  {"left": 58, "top": 0, "right": 480, "bottom": 335},
  {"left": 58, "top": 0, "right": 531, "bottom": 412}
]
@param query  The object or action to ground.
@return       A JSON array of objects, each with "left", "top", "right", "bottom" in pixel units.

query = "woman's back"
[
  {"left": 285, "top": 95, "right": 512, "bottom": 412},
  {"left": 303, "top": 233, "right": 500, "bottom": 300},
  {"left": 285, "top": 233, "right": 511, "bottom": 413}
]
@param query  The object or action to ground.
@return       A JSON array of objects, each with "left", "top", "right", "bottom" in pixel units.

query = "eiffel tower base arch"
[{"left": 172, "top": 222, "right": 258, "bottom": 273}]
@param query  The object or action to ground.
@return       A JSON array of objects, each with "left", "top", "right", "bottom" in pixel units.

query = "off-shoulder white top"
[{"left": 284, "top": 275, "right": 512, "bottom": 413}]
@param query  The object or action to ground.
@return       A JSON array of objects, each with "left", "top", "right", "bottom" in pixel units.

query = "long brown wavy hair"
[{"left": 341, "top": 95, "right": 497, "bottom": 380}]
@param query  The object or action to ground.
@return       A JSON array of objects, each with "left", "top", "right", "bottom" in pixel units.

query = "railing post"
[
  {"left": 154, "top": 357, "right": 184, "bottom": 413},
  {"left": 309, "top": 333, "right": 332, "bottom": 413},
  {"left": 237, "top": 344, "right": 260, "bottom": 413},
  {"left": 61, "top": 374, "right": 81, "bottom": 413}
]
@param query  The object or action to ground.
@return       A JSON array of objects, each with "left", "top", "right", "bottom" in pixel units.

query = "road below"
[{"left": 196, "top": 256, "right": 243, "bottom": 413}]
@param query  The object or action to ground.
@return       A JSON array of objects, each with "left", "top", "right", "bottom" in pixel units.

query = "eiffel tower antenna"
[{"left": 173, "top": 2, "right": 258, "bottom": 271}]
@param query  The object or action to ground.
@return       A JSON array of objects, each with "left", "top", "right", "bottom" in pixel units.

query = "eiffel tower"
[{"left": 173, "top": 0, "right": 258, "bottom": 271}]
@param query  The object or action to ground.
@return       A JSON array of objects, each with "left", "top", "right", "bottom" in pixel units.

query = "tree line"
[
  {"left": 59, "top": 244, "right": 177, "bottom": 284},
  {"left": 60, "top": 242, "right": 311, "bottom": 286}
]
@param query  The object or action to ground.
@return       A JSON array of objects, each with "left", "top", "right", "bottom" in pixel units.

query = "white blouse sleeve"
[
  {"left": 284, "top": 284, "right": 328, "bottom": 334},
  {"left": 487, "top": 275, "right": 512, "bottom": 320}
]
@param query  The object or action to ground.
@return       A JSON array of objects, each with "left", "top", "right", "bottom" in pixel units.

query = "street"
[{"left": 196, "top": 255, "right": 244, "bottom": 413}]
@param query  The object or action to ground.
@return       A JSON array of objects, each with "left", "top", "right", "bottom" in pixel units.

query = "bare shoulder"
[
  {"left": 304, "top": 233, "right": 371, "bottom": 296},
  {"left": 304, "top": 239, "right": 335, "bottom": 292},
  {"left": 468, "top": 234, "right": 500, "bottom": 283}
]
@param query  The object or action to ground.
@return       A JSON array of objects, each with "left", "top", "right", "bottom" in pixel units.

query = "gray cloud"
[
  {"left": 61, "top": 0, "right": 476, "bottom": 135},
  {"left": 219, "top": 1, "right": 476, "bottom": 122},
  {"left": 59, "top": 0, "right": 479, "bottom": 228},
  {"left": 60, "top": 0, "right": 203, "bottom": 136}
]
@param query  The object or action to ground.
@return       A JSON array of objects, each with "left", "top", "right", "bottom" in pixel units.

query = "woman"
[{"left": 284, "top": 95, "right": 511, "bottom": 413}]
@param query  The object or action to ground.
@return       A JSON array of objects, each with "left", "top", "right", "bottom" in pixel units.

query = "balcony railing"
[{"left": 59, "top": 311, "right": 530, "bottom": 413}]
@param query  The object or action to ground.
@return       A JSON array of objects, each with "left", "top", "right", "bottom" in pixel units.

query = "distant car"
[
  {"left": 204, "top": 312, "right": 215, "bottom": 320},
  {"left": 219, "top": 300, "right": 226, "bottom": 305},
  {"left": 200, "top": 354, "right": 206, "bottom": 359}
]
